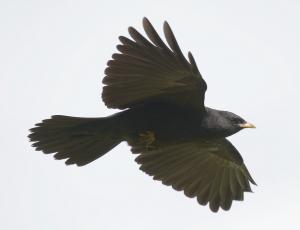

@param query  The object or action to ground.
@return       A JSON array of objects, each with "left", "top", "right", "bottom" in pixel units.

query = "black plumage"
[{"left": 29, "top": 18, "right": 256, "bottom": 212}]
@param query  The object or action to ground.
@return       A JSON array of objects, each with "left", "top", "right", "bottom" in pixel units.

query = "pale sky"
[{"left": 1, "top": 0, "right": 300, "bottom": 229}]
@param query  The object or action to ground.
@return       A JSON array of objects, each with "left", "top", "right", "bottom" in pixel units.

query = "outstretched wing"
[
  {"left": 102, "top": 17, "right": 207, "bottom": 111},
  {"left": 131, "top": 138, "right": 256, "bottom": 212}
]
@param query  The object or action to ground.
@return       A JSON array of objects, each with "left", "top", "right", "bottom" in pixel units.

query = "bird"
[{"left": 28, "top": 17, "right": 256, "bottom": 212}]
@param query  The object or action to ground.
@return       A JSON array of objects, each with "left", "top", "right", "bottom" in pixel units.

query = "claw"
[{"left": 139, "top": 131, "right": 156, "bottom": 150}]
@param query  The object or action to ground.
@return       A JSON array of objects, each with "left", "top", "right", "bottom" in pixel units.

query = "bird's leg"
[{"left": 138, "top": 131, "right": 156, "bottom": 150}]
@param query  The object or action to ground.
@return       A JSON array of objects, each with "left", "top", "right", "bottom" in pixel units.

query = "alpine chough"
[{"left": 29, "top": 18, "right": 256, "bottom": 212}]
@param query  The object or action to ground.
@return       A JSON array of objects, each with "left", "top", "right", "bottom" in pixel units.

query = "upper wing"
[
  {"left": 131, "top": 138, "right": 256, "bottom": 212},
  {"left": 102, "top": 17, "right": 207, "bottom": 111}
]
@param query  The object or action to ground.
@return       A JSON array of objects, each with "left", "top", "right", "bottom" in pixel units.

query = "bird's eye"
[{"left": 233, "top": 118, "right": 244, "bottom": 124}]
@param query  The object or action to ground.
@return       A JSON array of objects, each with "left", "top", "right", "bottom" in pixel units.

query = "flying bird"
[{"left": 29, "top": 18, "right": 256, "bottom": 212}]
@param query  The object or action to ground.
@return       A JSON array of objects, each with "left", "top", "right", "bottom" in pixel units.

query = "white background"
[{"left": 1, "top": 0, "right": 299, "bottom": 229}]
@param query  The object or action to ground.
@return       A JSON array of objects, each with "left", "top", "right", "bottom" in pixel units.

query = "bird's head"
[
  {"left": 203, "top": 108, "right": 255, "bottom": 137},
  {"left": 219, "top": 111, "right": 255, "bottom": 136}
]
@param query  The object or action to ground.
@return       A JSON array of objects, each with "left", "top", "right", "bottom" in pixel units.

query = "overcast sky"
[{"left": 1, "top": 0, "right": 300, "bottom": 229}]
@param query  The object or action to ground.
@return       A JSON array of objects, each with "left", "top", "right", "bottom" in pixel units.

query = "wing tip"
[
  {"left": 142, "top": 17, "right": 150, "bottom": 25},
  {"left": 163, "top": 20, "right": 170, "bottom": 29},
  {"left": 128, "top": 26, "right": 135, "bottom": 34}
]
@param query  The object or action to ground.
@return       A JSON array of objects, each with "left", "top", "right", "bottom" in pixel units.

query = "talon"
[{"left": 138, "top": 131, "right": 156, "bottom": 149}]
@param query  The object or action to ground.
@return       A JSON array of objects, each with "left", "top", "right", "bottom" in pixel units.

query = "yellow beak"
[{"left": 239, "top": 122, "right": 256, "bottom": 128}]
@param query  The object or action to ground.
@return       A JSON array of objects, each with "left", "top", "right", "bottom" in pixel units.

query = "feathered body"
[{"left": 29, "top": 18, "right": 256, "bottom": 212}]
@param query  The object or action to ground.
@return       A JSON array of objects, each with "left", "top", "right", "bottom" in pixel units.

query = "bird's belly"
[{"left": 120, "top": 104, "right": 207, "bottom": 146}]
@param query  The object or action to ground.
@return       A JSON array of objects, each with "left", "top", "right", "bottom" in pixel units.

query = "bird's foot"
[{"left": 138, "top": 131, "right": 156, "bottom": 150}]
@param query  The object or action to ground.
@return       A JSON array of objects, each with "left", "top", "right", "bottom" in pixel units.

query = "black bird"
[{"left": 29, "top": 18, "right": 256, "bottom": 212}]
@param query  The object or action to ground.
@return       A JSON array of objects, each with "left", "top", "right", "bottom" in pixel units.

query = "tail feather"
[{"left": 29, "top": 115, "right": 122, "bottom": 166}]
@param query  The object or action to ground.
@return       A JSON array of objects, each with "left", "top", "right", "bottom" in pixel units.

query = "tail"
[{"left": 28, "top": 115, "right": 123, "bottom": 166}]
